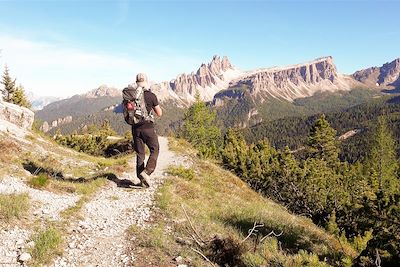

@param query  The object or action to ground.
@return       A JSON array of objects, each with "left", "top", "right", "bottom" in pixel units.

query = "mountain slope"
[{"left": 127, "top": 138, "right": 357, "bottom": 266}]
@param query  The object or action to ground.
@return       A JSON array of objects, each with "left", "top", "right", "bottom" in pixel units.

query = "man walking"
[{"left": 127, "top": 73, "right": 162, "bottom": 187}]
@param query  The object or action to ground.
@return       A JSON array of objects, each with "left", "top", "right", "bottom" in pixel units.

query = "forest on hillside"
[
  {"left": 178, "top": 95, "right": 400, "bottom": 266},
  {"left": 242, "top": 95, "right": 400, "bottom": 163}
]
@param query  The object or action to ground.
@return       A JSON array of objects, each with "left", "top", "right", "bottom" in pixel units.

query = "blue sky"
[{"left": 0, "top": 0, "right": 399, "bottom": 97}]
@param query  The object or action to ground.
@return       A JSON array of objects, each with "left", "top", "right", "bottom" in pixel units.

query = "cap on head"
[{"left": 136, "top": 73, "right": 148, "bottom": 88}]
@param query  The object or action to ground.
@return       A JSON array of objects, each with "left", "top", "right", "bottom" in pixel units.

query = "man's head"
[{"left": 136, "top": 73, "right": 148, "bottom": 88}]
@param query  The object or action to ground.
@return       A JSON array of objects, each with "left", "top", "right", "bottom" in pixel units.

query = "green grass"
[
  {"left": 30, "top": 227, "right": 62, "bottom": 265},
  {"left": 28, "top": 173, "right": 50, "bottom": 188},
  {"left": 147, "top": 155, "right": 357, "bottom": 266},
  {"left": 166, "top": 165, "right": 195, "bottom": 181},
  {"left": 0, "top": 193, "right": 30, "bottom": 222}
]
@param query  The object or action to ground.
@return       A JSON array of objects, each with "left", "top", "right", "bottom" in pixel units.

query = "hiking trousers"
[{"left": 132, "top": 127, "right": 159, "bottom": 177}]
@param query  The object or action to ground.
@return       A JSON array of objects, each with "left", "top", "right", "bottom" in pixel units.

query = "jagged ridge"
[{"left": 352, "top": 58, "right": 400, "bottom": 89}]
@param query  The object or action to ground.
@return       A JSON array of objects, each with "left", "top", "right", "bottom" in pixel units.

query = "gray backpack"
[{"left": 122, "top": 86, "right": 154, "bottom": 125}]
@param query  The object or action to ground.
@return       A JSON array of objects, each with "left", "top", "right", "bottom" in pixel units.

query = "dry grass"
[
  {"left": 0, "top": 193, "right": 30, "bottom": 223},
  {"left": 168, "top": 137, "right": 197, "bottom": 157},
  {"left": 0, "top": 138, "right": 22, "bottom": 164}
]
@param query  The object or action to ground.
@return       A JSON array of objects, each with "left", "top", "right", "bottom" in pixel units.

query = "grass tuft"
[
  {"left": 30, "top": 227, "right": 62, "bottom": 265},
  {"left": 166, "top": 165, "right": 194, "bottom": 181},
  {"left": 28, "top": 173, "right": 50, "bottom": 188},
  {"left": 127, "top": 223, "right": 178, "bottom": 265},
  {"left": 0, "top": 193, "right": 29, "bottom": 222}
]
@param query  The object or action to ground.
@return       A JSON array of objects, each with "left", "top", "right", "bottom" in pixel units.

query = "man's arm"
[{"left": 153, "top": 105, "right": 162, "bottom": 117}]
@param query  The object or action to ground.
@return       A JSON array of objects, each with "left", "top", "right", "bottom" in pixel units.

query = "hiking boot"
[{"left": 139, "top": 170, "right": 150, "bottom": 187}]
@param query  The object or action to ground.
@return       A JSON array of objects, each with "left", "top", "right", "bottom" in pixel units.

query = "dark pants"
[{"left": 132, "top": 127, "right": 159, "bottom": 177}]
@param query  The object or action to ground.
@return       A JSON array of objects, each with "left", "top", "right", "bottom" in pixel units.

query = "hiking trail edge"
[{"left": 53, "top": 136, "right": 187, "bottom": 267}]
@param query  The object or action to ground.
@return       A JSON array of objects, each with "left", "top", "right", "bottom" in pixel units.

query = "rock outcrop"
[
  {"left": 352, "top": 58, "right": 400, "bottom": 89},
  {"left": 222, "top": 56, "right": 355, "bottom": 102},
  {"left": 40, "top": 116, "right": 73, "bottom": 133},
  {"left": 0, "top": 101, "right": 34, "bottom": 130}
]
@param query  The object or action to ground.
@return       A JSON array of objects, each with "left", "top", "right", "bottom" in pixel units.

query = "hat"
[{"left": 136, "top": 73, "right": 148, "bottom": 88}]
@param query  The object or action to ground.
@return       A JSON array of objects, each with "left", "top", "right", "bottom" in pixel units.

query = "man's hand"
[{"left": 153, "top": 105, "right": 162, "bottom": 117}]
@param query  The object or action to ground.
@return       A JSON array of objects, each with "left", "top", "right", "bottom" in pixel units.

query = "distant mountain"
[
  {"left": 35, "top": 55, "right": 399, "bottom": 135},
  {"left": 352, "top": 58, "right": 400, "bottom": 89},
  {"left": 27, "top": 92, "right": 62, "bottom": 110},
  {"left": 83, "top": 85, "right": 121, "bottom": 98},
  {"left": 35, "top": 85, "right": 122, "bottom": 133}
]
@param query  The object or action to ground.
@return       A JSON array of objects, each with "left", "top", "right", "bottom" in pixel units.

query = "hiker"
[{"left": 122, "top": 73, "right": 162, "bottom": 187}]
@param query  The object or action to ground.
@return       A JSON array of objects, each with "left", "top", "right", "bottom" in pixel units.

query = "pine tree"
[
  {"left": 268, "top": 146, "right": 303, "bottom": 206},
  {"left": 179, "top": 92, "right": 221, "bottom": 158},
  {"left": 10, "top": 84, "right": 31, "bottom": 108},
  {"left": 367, "top": 116, "right": 399, "bottom": 200},
  {"left": 222, "top": 129, "right": 249, "bottom": 177},
  {"left": 1, "top": 65, "right": 16, "bottom": 102},
  {"left": 307, "top": 114, "right": 339, "bottom": 166},
  {"left": 99, "top": 120, "right": 117, "bottom": 137}
]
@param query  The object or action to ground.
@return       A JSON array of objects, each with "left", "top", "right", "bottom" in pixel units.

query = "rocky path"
[{"left": 53, "top": 136, "right": 181, "bottom": 267}]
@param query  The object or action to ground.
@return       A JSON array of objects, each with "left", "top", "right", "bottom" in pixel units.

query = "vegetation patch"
[
  {"left": 30, "top": 227, "right": 62, "bottom": 265},
  {"left": 0, "top": 138, "right": 21, "bottom": 164},
  {"left": 0, "top": 193, "right": 29, "bottom": 223},
  {"left": 127, "top": 222, "right": 182, "bottom": 266},
  {"left": 28, "top": 173, "right": 50, "bottom": 188},
  {"left": 131, "top": 150, "right": 356, "bottom": 266},
  {"left": 168, "top": 137, "right": 197, "bottom": 156},
  {"left": 166, "top": 165, "right": 194, "bottom": 181}
]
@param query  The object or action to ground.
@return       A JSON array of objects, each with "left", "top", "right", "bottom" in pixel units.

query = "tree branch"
[
  {"left": 241, "top": 221, "right": 264, "bottom": 243},
  {"left": 191, "top": 247, "right": 216, "bottom": 267}
]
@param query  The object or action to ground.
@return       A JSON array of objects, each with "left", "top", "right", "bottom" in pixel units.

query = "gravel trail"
[{"left": 53, "top": 136, "right": 182, "bottom": 267}]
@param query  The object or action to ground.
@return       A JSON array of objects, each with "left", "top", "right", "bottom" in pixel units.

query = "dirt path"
[{"left": 53, "top": 136, "right": 181, "bottom": 267}]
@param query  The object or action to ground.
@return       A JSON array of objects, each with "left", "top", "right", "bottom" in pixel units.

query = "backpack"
[{"left": 122, "top": 86, "right": 154, "bottom": 125}]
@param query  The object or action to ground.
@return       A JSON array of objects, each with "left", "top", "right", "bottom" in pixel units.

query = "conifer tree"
[
  {"left": 180, "top": 92, "right": 221, "bottom": 158},
  {"left": 99, "top": 120, "right": 117, "bottom": 137},
  {"left": 268, "top": 146, "right": 303, "bottom": 205},
  {"left": 1, "top": 65, "right": 16, "bottom": 102},
  {"left": 222, "top": 128, "right": 248, "bottom": 177},
  {"left": 307, "top": 114, "right": 339, "bottom": 166},
  {"left": 10, "top": 84, "right": 31, "bottom": 108},
  {"left": 367, "top": 116, "right": 399, "bottom": 200}
]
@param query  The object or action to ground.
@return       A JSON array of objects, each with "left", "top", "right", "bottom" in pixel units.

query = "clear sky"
[{"left": 0, "top": 0, "right": 399, "bottom": 97}]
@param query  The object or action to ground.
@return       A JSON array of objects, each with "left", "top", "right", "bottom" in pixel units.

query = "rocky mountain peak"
[
  {"left": 223, "top": 56, "right": 349, "bottom": 102},
  {"left": 158, "top": 55, "right": 241, "bottom": 102},
  {"left": 84, "top": 85, "right": 121, "bottom": 98},
  {"left": 352, "top": 58, "right": 400, "bottom": 89}
]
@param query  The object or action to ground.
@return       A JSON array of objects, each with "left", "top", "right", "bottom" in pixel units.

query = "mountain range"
[{"left": 35, "top": 55, "right": 400, "bottom": 134}]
